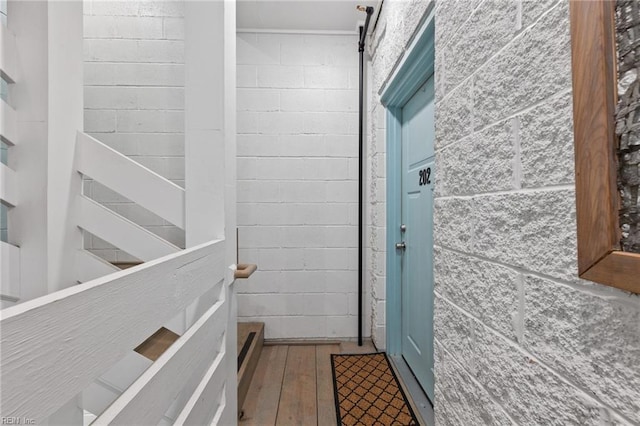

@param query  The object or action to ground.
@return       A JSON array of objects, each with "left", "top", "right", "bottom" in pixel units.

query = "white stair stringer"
[{"left": 78, "top": 195, "right": 180, "bottom": 262}]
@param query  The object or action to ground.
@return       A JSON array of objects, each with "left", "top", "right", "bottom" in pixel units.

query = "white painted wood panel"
[
  {"left": 0, "top": 241, "right": 20, "bottom": 301},
  {"left": 78, "top": 195, "right": 179, "bottom": 262},
  {"left": 0, "top": 163, "right": 17, "bottom": 207},
  {"left": 8, "top": 2, "right": 49, "bottom": 302},
  {"left": 185, "top": 1, "right": 225, "bottom": 247},
  {"left": 0, "top": 23, "right": 17, "bottom": 84},
  {"left": 94, "top": 290, "right": 226, "bottom": 425},
  {"left": 97, "top": 351, "right": 152, "bottom": 393},
  {"left": 0, "top": 99, "right": 18, "bottom": 146},
  {"left": 0, "top": 239, "right": 225, "bottom": 422},
  {"left": 76, "top": 249, "right": 120, "bottom": 283},
  {"left": 83, "top": 379, "right": 121, "bottom": 417},
  {"left": 82, "top": 352, "right": 151, "bottom": 417},
  {"left": 173, "top": 345, "right": 227, "bottom": 425},
  {"left": 76, "top": 132, "right": 185, "bottom": 229},
  {"left": 47, "top": 0, "right": 85, "bottom": 295}
]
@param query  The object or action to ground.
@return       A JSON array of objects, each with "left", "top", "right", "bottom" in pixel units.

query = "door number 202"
[{"left": 419, "top": 167, "right": 432, "bottom": 186}]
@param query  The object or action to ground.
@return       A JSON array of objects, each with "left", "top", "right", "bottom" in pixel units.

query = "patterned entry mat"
[{"left": 331, "top": 352, "right": 419, "bottom": 426}]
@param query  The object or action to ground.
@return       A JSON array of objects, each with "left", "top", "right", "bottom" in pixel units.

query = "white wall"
[
  {"left": 82, "top": 0, "right": 185, "bottom": 262},
  {"left": 369, "top": 0, "right": 640, "bottom": 424},
  {"left": 366, "top": 99, "right": 386, "bottom": 349},
  {"left": 236, "top": 32, "right": 368, "bottom": 340},
  {"left": 1, "top": 0, "right": 7, "bottom": 246}
]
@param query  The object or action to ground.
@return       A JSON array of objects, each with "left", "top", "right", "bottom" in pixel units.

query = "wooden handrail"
[{"left": 234, "top": 263, "right": 257, "bottom": 279}]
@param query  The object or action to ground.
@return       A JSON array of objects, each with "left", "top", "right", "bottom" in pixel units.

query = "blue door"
[{"left": 399, "top": 77, "right": 435, "bottom": 401}]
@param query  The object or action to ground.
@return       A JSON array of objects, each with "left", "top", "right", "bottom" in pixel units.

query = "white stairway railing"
[
  {"left": 0, "top": 239, "right": 233, "bottom": 424},
  {"left": 0, "top": 20, "right": 20, "bottom": 305},
  {"left": 71, "top": 131, "right": 234, "bottom": 423},
  {"left": 1, "top": 2, "right": 238, "bottom": 422},
  {"left": 0, "top": 0, "right": 237, "bottom": 425},
  {"left": 76, "top": 132, "right": 185, "bottom": 230},
  {"left": 74, "top": 131, "right": 184, "bottom": 280}
]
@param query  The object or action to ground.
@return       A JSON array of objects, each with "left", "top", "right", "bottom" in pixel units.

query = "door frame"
[{"left": 380, "top": 6, "right": 435, "bottom": 356}]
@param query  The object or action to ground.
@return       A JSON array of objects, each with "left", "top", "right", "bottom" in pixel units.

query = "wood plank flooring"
[{"left": 239, "top": 341, "right": 377, "bottom": 426}]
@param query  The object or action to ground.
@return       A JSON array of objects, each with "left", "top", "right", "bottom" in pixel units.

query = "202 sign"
[{"left": 418, "top": 167, "right": 432, "bottom": 186}]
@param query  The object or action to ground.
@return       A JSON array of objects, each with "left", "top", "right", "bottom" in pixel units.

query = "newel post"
[
  {"left": 184, "top": 0, "right": 237, "bottom": 421},
  {"left": 46, "top": 0, "right": 84, "bottom": 294},
  {"left": 7, "top": 0, "right": 84, "bottom": 301}
]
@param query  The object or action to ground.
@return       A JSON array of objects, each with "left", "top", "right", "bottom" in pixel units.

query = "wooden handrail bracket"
[{"left": 235, "top": 263, "right": 257, "bottom": 279}]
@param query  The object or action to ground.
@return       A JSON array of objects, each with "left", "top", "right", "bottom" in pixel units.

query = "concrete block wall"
[
  {"left": 236, "top": 32, "right": 368, "bottom": 340},
  {"left": 367, "top": 97, "right": 386, "bottom": 348},
  {"left": 82, "top": 0, "right": 185, "bottom": 262},
  {"left": 370, "top": 0, "right": 640, "bottom": 424}
]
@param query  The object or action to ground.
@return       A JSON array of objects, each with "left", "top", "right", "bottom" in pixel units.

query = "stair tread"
[{"left": 134, "top": 327, "right": 180, "bottom": 362}]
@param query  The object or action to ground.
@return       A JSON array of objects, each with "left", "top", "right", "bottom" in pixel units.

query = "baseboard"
[{"left": 264, "top": 337, "right": 373, "bottom": 346}]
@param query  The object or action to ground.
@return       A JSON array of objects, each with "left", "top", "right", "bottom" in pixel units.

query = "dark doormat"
[{"left": 331, "top": 352, "right": 419, "bottom": 426}]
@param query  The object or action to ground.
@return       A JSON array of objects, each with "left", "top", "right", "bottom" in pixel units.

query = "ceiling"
[{"left": 237, "top": 0, "right": 379, "bottom": 33}]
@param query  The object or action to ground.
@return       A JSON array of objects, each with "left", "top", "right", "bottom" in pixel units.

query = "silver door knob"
[{"left": 395, "top": 242, "right": 406, "bottom": 250}]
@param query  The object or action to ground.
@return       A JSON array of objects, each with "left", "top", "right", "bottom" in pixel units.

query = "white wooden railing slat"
[
  {"left": 78, "top": 195, "right": 179, "bottom": 262},
  {"left": 76, "top": 132, "right": 185, "bottom": 229},
  {"left": 0, "top": 239, "right": 225, "bottom": 422},
  {"left": 0, "top": 23, "right": 17, "bottom": 84},
  {"left": 174, "top": 345, "right": 227, "bottom": 425},
  {"left": 83, "top": 380, "right": 121, "bottom": 417},
  {"left": 76, "top": 249, "right": 120, "bottom": 283},
  {"left": 0, "top": 241, "right": 20, "bottom": 301},
  {"left": 82, "top": 352, "right": 152, "bottom": 417},
  {"left": 94, "top": 288, "right": 226, "bottom": 425},
  {"left": 0, "top": 163, "right": 17, "bottom": 207},
  {"left": 0, "top": 100, "right": 18, "bottom": 146}
]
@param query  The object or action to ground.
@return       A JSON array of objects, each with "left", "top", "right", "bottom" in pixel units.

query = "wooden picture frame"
[{"left": 570, "top": 0, "right": 640, "bottom": 292}]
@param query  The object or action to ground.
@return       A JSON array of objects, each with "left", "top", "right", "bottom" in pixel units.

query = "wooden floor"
[{"left": 239, "top": 341, "right": 377, "bottom": 426}]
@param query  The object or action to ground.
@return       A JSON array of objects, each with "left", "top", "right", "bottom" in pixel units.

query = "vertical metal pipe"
[
  {"left": 356, "top": 6, "right": 373, "bottom": 347},
  {"left": 358, "top": 25, "right": 364, "bottom": 347}
]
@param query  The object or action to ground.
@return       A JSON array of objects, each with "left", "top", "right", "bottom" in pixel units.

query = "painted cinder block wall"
[
  {"left": 82, "top": 0, "right": 185, "bottom": 261},
  {"left": 236, "top": 32, "right": 371, "bottom": 340},
  {"left": 368, "top": 0, "right": 640, "bottom": 424}
]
